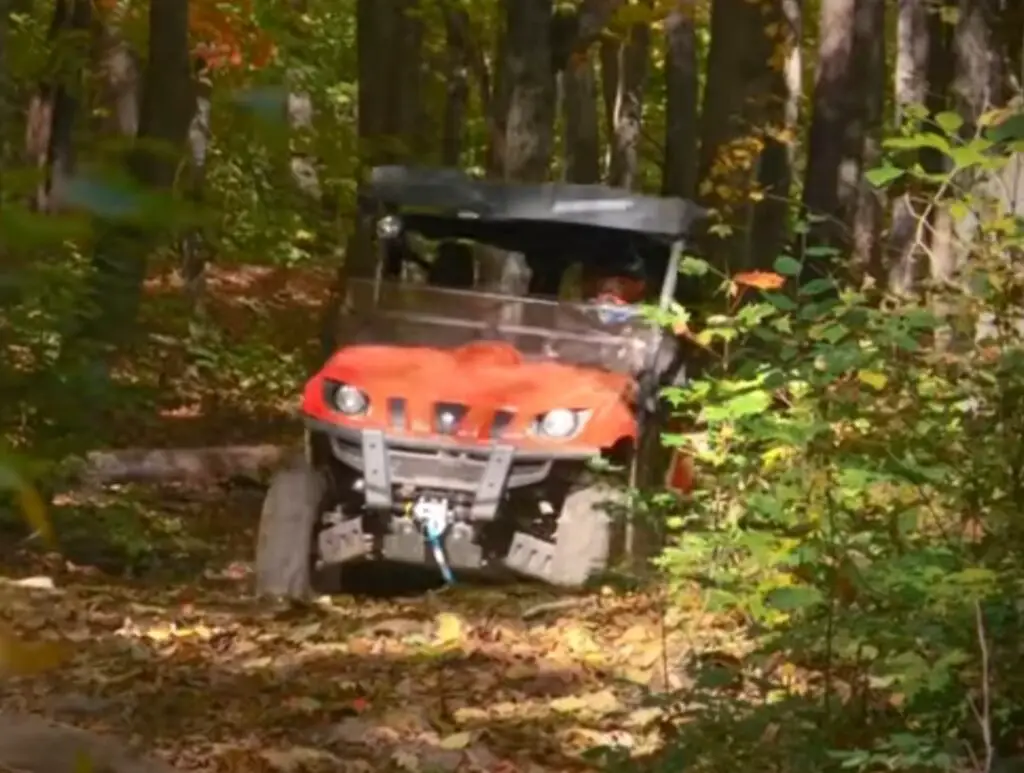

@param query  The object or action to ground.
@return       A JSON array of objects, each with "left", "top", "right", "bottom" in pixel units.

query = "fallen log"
[{"left": 66, "top": 444, "right": 297, "bottom": 487}]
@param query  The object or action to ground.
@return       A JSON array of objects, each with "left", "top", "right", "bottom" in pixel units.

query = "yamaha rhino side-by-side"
[{"left": 255, "top": 166, "right": 705, "bottom": 599}]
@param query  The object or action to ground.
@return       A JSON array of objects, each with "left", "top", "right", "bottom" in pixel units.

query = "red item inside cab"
[{"left": 586, "top": 275, "right": 647, "bottom": 305}]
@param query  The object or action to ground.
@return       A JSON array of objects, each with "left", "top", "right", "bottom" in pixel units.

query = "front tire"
[
  {"left": 547, "top": 483, "right": 622, "bottom": 588},
  {"left": 254, "top": 457, "right": 326, "bottom": 601}
]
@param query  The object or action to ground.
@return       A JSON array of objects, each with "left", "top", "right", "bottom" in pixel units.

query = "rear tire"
[
  {"left": 254, "top": 456, "right": 326, "bottom": 601},
  {"left": 547, "top": 483, "right": 622, "bottom": 588}
]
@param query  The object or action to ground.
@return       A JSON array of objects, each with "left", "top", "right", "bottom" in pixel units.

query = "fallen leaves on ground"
[{"left": 0, "top": 496, "right": 744, "bottom": 773}]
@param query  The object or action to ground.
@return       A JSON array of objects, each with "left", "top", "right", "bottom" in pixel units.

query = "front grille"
[
  {"left": 433, "top": 401, "right": 468, "bottom": 434},
  {"left": 490, "top": 410, "right": 515, "bottom": 438},
  {"left": 387, "top": 397, "right": 407, "bottom": 429}
]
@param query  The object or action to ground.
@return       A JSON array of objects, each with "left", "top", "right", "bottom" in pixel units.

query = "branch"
[{"left": 967, "top": 600, "right": 994, "bottom": 773}]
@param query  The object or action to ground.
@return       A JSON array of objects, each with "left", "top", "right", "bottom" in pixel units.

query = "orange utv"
[{"left": 255, "top": 166, "right": 705, "bottom": 598}]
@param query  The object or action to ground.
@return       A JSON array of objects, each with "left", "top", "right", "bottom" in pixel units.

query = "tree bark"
[
  {"left": 661, "top": 1, "right": 700, "bottom": 200},
  {"left": 606, "top": 6, "right": 650, "bottom": 189},
  {"left": 80, "top": 0, "right": 192, "bottom": 344},
  {"left": 28, "top": 0, "right": 92, "bottom": 212},
  {"left": 850, "top": 0, "right": 886, "bottom": 279},
  {"left": 320, "top": 0, "right": 426, "bottom": 353},
  {"left": 441, "top": 5, "right": 471, "bottom": 166},
  {"left": 503, "top": 0, "right": 556, "bottom": 183},
  {"left": 698, "top": 0, "right": 785, "bottom": 271},
  {"left": 886, "top": 0, "right": 937, "bottom": 294},
  {"left": 748, "top": 0, "right": 802, "bottom": 270},
  {"left": 800, "top": 0, "right": 878, "bottom": 273},
  {"left": 562, "top": 56, "right": 600, "bottom": 184},
  {"left": 478, "top": 0, "right": 556, "bottom": 297}
]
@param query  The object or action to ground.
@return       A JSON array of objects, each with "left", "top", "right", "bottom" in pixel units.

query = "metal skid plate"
[
  {"left": 504, "top": 531, "right": 555, "bottom": 581},
  {"left": 318, "top": 516, "right": 370, "bottom": 564},
  {"left": 444, "top": 523, "right": 484, "bottom": 570},
  {"left": 381, "top": 518, "right": 427, "bottom": 564}
]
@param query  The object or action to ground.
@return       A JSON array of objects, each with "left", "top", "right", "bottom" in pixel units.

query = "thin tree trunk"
[
  {"left": 698, "top": 0, "right": 783, "bottom": 271},
  {"left": 28, "top": 0, "right": 92, "bottom": 212},
  {"left": 441, "top": 5, "right": 471, "bottom": 166},
  {"left": 851, "top": 0, "right": 886, "bottom": 278},
  {"left": 562, "top": 56, "right": 600, "bottom": 184},
  {"left": 662, "top": 1, "right": 699, "bottom": 199},
  {"left": 748, "top": 0, "right": 802, "bottom": 269},
  {"left": 598, "top": 38, "right": 618, "bottom": 175},
  {"left": 79, "top": 0, "right": 192, "bottom": 345},
  {"left": 607, "top": 7, "right": 650, "bottom": 189},
  {"left": 800, "top": 0, "right": 863, "bottom": 270},
  {"left": 886, "top": 0, "right": 933, "bottom": 294},
  {"left": 478, "top": 0, "right": 556, "bottom": 296}
]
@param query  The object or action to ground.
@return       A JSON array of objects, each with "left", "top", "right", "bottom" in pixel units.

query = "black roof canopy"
[{"left": 365, "top": 166, "right": 706, "bottom": 241}]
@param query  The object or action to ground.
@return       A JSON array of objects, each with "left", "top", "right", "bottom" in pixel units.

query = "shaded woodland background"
[{"left": 4, "top": 1, "right": 1024, "bottom": 772}]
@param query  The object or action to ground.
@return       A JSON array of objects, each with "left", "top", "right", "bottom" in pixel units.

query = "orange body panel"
[{"left": 303, "top": 342, "right": 638, "bottom": 454}]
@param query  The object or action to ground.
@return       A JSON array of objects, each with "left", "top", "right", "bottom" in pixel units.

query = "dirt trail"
[{"left": 0, "top": 484, "right": 726, "bottom": 773}]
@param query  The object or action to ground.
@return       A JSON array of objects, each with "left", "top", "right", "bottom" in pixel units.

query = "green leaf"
[
  {"left": 883, "top": 134, "right": 952, "bottom": 154},
  {"left": 864, "top": 164, "right": 905, "bottom": 188},
  {"left": 680, "top": 256, "right": 710, "bottom": 276},
  {"left": 798, "top": 278, "right": 836, "bottom": 296},
  {"left": 934, "top": 111, "right": 964, "bottom": 135},
  {"left": 703, "top": 388, "right": 772, "bottom": 422},
  {"left": 764, "top": 585, "right": 824, "bottom": 612},
  {"left": 773, "top": 255, "right": 802, "bottom": 276},
  {"left": 986, "top": 112, "right": 1024, "bottom": 143}
]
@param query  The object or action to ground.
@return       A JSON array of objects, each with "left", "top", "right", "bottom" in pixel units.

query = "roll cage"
[{"left": 360, "top": 165, "right": 706, "bottom": 307}]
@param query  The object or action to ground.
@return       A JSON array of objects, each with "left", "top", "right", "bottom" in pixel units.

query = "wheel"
[
  {"left": 546, "top": 483, "right": 623, "bottom": 588},
  {"left": 254, "top": 455, "right": 326, "bottom": 601}
]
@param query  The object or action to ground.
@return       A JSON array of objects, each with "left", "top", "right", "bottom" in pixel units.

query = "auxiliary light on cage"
[{"left": 376, "top": 215, "right": 402, "bottom": 240}]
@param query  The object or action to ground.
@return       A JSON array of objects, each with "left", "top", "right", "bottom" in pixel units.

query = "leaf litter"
[{"left": 0, "top": 490, "right": 739, "bottom": 772}]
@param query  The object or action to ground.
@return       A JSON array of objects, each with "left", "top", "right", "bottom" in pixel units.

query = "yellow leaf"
[
  {"left": 439, "top": 731, "right": 472, "bottom": 750},
  {"left": 857, "top": 370, "right": 888, "bottom": 391},
  {"left": 432, "top": 613, "right": 465, "bottom": 646}
]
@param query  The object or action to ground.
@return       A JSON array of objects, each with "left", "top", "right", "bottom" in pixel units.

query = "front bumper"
[{"left": 305, "top": 418, "right": 596, "bottom": 521}]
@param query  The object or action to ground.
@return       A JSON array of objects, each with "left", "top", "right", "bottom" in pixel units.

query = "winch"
[{"left": 409, "top": 496, "right": 454, "bottom": 584}]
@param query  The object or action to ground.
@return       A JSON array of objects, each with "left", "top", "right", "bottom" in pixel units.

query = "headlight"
[
  {"left": 539, "top": 408, "right": 578, "bottom": 438},
  {"left": 332, "top": 384, "right": 369, "bottom": 415},
  {"left": 376, "top": 215, "right": 402, "bottom": 240}
]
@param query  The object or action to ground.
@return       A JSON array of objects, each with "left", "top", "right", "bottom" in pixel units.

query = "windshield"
[{"left": 339, "top": 278, "right": 657, "bottom": 375}]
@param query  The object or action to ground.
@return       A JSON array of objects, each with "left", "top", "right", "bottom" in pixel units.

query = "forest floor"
[{"left": 0, "top": 262, "right": 736, "bottom": 772}]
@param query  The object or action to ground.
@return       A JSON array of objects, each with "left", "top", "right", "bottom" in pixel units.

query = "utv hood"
[{"left": 303, "top": 343, "right": 637, "bottom": 448}]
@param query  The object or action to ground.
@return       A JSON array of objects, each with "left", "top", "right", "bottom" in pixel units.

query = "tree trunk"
[
  {"left": 661, "top": 1, "right": 699, "bottom": 199},
  {"left": 478, "top": 0, "right": 556, "bottom": 296},
  {"left": 800, "top": 0, "right": 876, "bottom": 272},
  {"left": 93, "top": 8, "right": 140, "bottom": 139},
  {"left": 886, "top": 0, "right": 939, "bottom": 294},
  {"left": 181, "top": 63, "right": 212, "bottom": 313},
  {"left": 606, "top": 6, "right": 650, "bottom": 189},
  {"left": 503, "top": 0, "right": 556, "bottom": 183},
  {"left": 850, "top": 0, "right": 886, "bottom": 279},
  {"left": 80, "top": 0, "right": 192, "bottom": 345},
  {"left": 599, "top": 38, "right": 618, "bottom": 174},
  {"left": 697, "top": 0, "right": 784, "bottom": 272},
  {"left": 28, "top": 0, "right": 92, "bottom": 212},
  {"left": 747, "top": 0, "right": 802, "bottom": 270},
  {"left": 562, "top": 56, "right": 600, "bottom": 184},
  {"left": 952, "top": 0, "right": 1007, "bottom": 132},
  {"left": 441, "top": 5, "right": 471, "bottom": 166},
  {"left": 319, "top": 0, "right": 426, "bottom": 353}
]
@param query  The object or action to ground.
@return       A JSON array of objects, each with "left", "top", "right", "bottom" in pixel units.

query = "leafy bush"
[{"left": 656, "top": 113, "right": 1024, "bottom": 772}]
